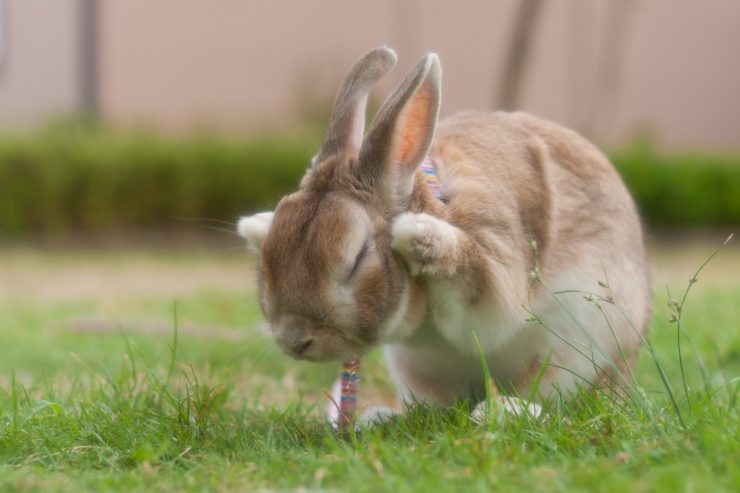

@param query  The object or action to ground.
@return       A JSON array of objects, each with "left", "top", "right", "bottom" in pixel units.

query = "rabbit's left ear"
[
  {"left": 237, "top": 212, "right": 274, "bottom": 253},
  {"left": 358, "top": 53, "right": 441, "bottom": 206},
  {"left": 314, "top": 47, "right": 397, "bottom": 164}
]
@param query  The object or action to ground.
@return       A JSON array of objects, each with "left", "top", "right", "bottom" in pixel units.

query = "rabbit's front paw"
[
  {"left": 391, "top": 213, "right": 460, "bottom": 276},
  {"left": 327, "top": 378, "right": 399, "bottom": 429}
]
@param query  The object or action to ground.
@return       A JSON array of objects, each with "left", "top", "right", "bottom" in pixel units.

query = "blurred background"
[
  {"left": 0, "top": 1, "right": 738, "bottom": 392},
  {"left": 2, "top": 0, "right": 740, "bottom": 147},
  {"left": 1, "top": 0, "right": 739, "bottom": 241}
]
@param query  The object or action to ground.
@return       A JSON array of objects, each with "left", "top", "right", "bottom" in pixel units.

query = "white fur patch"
[
  {"left": 237, "top": 212, "right": 274, "bottom": 252},
  {"left": 327, "top": 378, "right": 342, "bottom": 427},
  {"left": 427, "top": 279, "right": 520, "bottom": 354}
]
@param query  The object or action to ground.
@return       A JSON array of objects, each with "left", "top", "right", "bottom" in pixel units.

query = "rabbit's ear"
[
  {"left": 237, "top": 212, "right": 274, "bottom": 253},
  {"left": 358, "top": 53, "right": 441, "bottom": 206},
  {"left": 314, "top": 47, "right": 398, "bottom": 164}
]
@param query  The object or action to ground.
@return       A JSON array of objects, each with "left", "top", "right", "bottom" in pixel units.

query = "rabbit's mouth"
[
  {"left": 275, "top": 327, "right": 371, "bottom": 363},
  {"left": 300, "top": 340, "right": 370, "bottom": 363},
  {"left": 285, "top": 346, "right": 362, "bottom": 363}
]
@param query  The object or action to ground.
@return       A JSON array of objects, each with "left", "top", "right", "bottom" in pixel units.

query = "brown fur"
[{"left": 239, "top": 47, "right": 650, "bottom": 409}]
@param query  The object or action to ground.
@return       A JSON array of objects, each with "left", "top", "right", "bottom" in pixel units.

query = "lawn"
[{"left": 0, "top": 238, "right": 738, "bottom": 492}]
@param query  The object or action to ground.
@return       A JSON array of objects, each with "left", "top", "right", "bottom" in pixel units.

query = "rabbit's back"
[
  {"left": 434, "top": 110, "right": 647, "bottom": 294},
  {"left": 423, "top": 111, "right": 650, "bottom": 393}
]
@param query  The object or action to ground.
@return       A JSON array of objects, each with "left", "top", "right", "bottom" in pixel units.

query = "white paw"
[
  {"left": 391, "top": 212, "right": 459, "bottom": 276},
  {"left": 327, "top": 378, "right": 344, "bottom": 428},
  {"left": 471, "top": 396, "right": 543, "bottom": 424},
  {"left": 327, "top": 378, "right": 399, "bottom": 429},
  {"left": 237, "top": 211, "right": 274, "bottom": 252}
]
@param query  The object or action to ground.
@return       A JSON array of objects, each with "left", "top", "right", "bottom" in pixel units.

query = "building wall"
[
  {"left": 98, "top": 0, "right": 740, "bottom": 150},
  {"left": 2, "top": 1, "right": 738, "bottom": 150},
  {"left": 0, "top": 0, "right": 82, "bottom": 127},
  {"left": 612, "top": 0, "right": 740, "bottom": 150},
  {"left": 98, "top": 1, "right": 402, "bottom": 132}
]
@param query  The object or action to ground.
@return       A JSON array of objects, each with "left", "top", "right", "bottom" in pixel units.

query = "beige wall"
[
  {"left": 99, "top": 1, "right": 401, "bottom": 131},
  {"left": 2, "top": 1, "right": 738, "bottom": 150},
  {"left": 0, "top": 0, "right": 81, "bottom": 127},
  {"left": 98, "top": 0, "right": 740, "bottom": 150}
]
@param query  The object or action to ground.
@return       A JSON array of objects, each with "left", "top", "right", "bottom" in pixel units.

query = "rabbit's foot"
[
  {"left": 327, "top": 378, "right": 400, "bottom": 429},
  {"left": 470, "top": 396, "right": 543, "bottom": 424},
  {"left": 391, "top": 213, "right": 460, "bottom": 276}
]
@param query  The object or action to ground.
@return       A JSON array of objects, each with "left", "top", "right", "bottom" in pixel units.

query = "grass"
[{"left": 0, "top": 243, "right": 739, "bottom": 492}]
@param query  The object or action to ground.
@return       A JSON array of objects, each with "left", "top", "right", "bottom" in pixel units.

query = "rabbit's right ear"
[
  {"left": 313, "top": 47, "right": 398, "bottom": 164},
  {"left": 357, "top": 53, "right": 441, "bottom": 208},
  {"left": 237, "top": 212, "right": 274, "bottom": 253}
]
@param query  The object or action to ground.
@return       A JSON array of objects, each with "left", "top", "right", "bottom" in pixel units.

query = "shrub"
[
  {"left": 0, "top": 126, "right": 738, "bottom": 237},
  {"left": 611, "top": 141, "right": 740, "bottom": 227},
  {"left": 0, "top": 125, "right": 315, "bottom": 236}
]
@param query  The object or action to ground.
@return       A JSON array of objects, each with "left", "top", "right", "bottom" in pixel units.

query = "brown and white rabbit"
[{"left": 237, "top": 47, "right": 650, "bottom": 421}]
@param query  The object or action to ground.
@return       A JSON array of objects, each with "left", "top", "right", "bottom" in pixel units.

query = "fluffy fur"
[{"left": 238, "top": 47, "right": 650, "bottom": 412}]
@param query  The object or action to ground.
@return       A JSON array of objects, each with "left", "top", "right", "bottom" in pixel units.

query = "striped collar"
[{"left": 420, "top": 157, "right": 445, "bottom": 202}]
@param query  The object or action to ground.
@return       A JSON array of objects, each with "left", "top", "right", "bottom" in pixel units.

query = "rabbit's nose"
[
  {"left": 289, "top": 338, "right": 314, "bottom": 356},
  {"left": 277, "top": 315, "right": 314, "bottom": 357}
]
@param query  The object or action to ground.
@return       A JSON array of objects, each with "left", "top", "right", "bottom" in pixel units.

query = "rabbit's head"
[{"left": 238, "top": 47, "right": 441, "bottom": 361}]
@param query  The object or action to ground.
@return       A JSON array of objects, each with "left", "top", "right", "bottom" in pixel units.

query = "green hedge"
[
  {"left": 611, "top": 142, "right": 740, "bottom": 227},
  {"left": 0, "top": 127, "right": 738, "bottom": 237},
  {"left": 0, "top": 126, "right": 315, "bottom": 236}
]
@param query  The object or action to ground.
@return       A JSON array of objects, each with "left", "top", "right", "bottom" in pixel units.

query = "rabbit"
[{"left": 237, "top": 46, "right": 650, "bottom": 422}]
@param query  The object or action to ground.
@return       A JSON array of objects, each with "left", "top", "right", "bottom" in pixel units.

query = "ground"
[{"left": 0, "top": 235, "right": 738, "bottom": 492}]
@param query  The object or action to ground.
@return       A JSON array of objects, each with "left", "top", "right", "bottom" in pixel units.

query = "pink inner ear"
[{"left": 396, "top": 84, "right": 434, "bottom": 169}]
